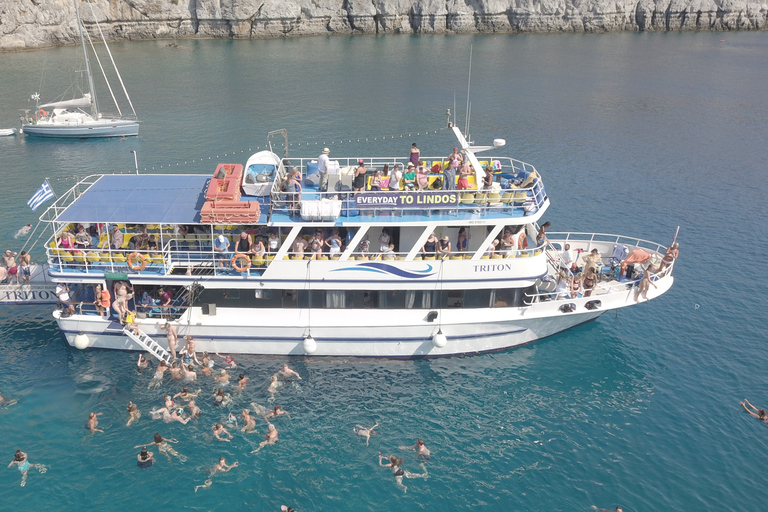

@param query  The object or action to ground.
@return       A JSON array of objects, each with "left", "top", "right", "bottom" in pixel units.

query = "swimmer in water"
[
  {"left": 147, "top": 360, "right": 168, "bottom": 389},
  {"left": 174, "top": 387, "right": 200, "bottom": 402},
  {"left": 86, "top": 412, "right": 104, "bottom": 433},
  {"left": 215, "top": 369, "right": 230, "bottom": 386},
  {"left": 252, "top": 422, "right": 278, "bottom": 452},
  {"left": 399, "top": 438, "right": 431, "bottom": 460},
  {"left": 212, "top": 423, "right": 233, "bottom": 442},
  {"left": 126, "top": 402, "right": 141, "bottom": 426},
  {"left": 137, "top": 354, "right": 150, "bottom": 371},
  {"left": 236, "top": 374, "right": 248, "bottom": 392},
  {"left": 186, "top": 400, "right": 201, "bottom": 420},
  {"left": 741, "top": 399, "right": 768, "bottom": 423},
  {"left": 592, "top": 507, "right": 623, "bottom": 512},
  {"left": 213, "top": 388, "right": 231, "bottom": 407},
  {"left": 227, "top": 412, "right": 238, "bottom": 427},
  {"left": 264, "top": 405, "right": 291, "bottom": 420},
  {"left": 136, "top": 447, "right": 154, "bottom": 468},
  {"left": 195, "top": 457, "right": 238, "bottom": 492},
  {"left": 169, "top": 361, "right": 183, "bottom": 380},
  {"left": 268, "top": 375, "right": 282, "bottom": 395},
  {"left": 354, "top": 422, "right": 378, "bottom": 446},
  {"left": 182, "top": 364, "right": 197, "bottom": 381},
  {"left": 241, "top": 409, "right": 257, "bottom": 433},
  {"left": 8, "top": 450, "right": 47, "bottom": 487},
  {"left": 215, "top": 352, "right": 236, "bottom": 368},
  {"left": 135, "top": 433, "right": 187, "bottom": 463},
  {"left": 378, "top": 454, "right": 428, "bottom": 494},
  {"left": 0, "top": 391, "right": 18, "bottom": 408},
  {"left": 277, "top": 364, "right": 302, "bottom": 381}
]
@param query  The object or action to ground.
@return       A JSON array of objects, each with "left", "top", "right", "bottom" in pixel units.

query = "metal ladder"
[{"left": 123, "top": 327, "right": 171, "bottom": 363}]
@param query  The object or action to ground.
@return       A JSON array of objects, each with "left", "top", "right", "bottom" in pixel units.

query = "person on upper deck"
[
  {"left": 310, "top": 231, "right": 324, "bottom": 259},
  {"left": 402, "top": 163, "right": 416, "bottom": 190},
  {"left": 560, "top": 243, "right": 576, "bottom": 272},
  {"left": 482, "top": 166, "right": 494, "bottom": 191},
  {"left": 325, "top": 228, "right": 342, "bottom": 257},
  {"left": 146, "top": 235, "right": 158, "bottom": 252},
  {"left": 353, "top": 160, "right": 367, "bottom": 193},
  {"left": 437, "top": 235, "right": 451, "bottom": 259},
  {"left": 292, "top": 236, "right": 308, "bottom": 258},
  {"left": 389, "top": 164, "right": 403, "bottom": 191},
  {"left": 457, "top": 161, "right": 472, "bottom": 190},
  {"left": 444, "top": 148, "right": 461, "bottom": 191},
  {"left": 422, "top": 233, "right": 438, "bottom": 258},
  {"left": 318, "top": 147, "right": 331, "bottom": 192},
  {"left": 416, "top": 166, "right": 430, "bottom": 191},
  {"left": 267, "top": 232, "right": 280, "bottom": 254},
  {"left": 409, "top": 143, "right": 420, "bottom": 168},
  {"left": 536, "top": 222, "right": 551, "bottom": 247},
  {"left": 214, "top": 235, "right": 230, "bottom": 269},
  {"left": 370, "top": 169, "right": 382, "bottom": 191},
  {"left": 75, "top": 225, "right": 91, "bottom": 249},
  {"left": 109, "top": 225, "right": 124, "bottom": 250},
  {"left": 236, "top": 232, "right": 253, "bottom": 255}
]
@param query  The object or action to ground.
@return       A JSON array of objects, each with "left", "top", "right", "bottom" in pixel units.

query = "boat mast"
[{"left": 73, "top": 0, "right": 99, "bottom": 117}]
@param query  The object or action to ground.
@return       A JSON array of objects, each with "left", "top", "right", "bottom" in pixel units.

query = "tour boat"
[{"left": 37, "top": 126, "right": 675, "bottom": 358}]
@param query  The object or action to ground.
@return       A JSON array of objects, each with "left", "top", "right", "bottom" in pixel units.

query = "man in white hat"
[
  {"left": 213, "top": 234, "right": 231, "bottom": 269},
  {"left": 318, "top": 147, "right": 330, "bottom": 192}
]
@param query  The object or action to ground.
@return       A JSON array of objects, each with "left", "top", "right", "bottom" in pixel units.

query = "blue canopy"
[{"left": 56, "top": 174, "right": 211, "bottom": 224}]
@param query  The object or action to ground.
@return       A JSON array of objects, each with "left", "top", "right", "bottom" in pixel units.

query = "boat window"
[
  {"left": 463, "top": 289, "right": 493, "bottom": 308},
  {"left": 378, "top": 290, "right": 406, "bottom": 309},
  {"left": 443, "top": 290, "right": 463, "bottom": 308},
  {"left": 282, "top": 290, "right": 299, "bottom": 308},
  {"left": 223, "top": 289, "right": 240, "bottom": 300}
]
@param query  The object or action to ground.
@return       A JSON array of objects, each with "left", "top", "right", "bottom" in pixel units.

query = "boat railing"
[{"left": 546, "top": 232, "right": 669, "bottom": 256}]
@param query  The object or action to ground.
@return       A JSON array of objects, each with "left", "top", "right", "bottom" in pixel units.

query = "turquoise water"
[{"left": 1, "top": 32, "right": 768, "bottom": 510}]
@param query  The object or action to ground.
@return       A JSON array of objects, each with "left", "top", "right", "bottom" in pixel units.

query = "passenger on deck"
[
  {"left": 318, "top": 147, "right": 331, "bottom": 192},
  {"left": 536, "top": 222, "right": 551, "bottom": 247},
  {"left": 482, "top": 166, "right": 494, "bottom": 191},
  {"left": 378, "top": 229, "right": 391, "bottom": 253},
  {"left": 292, "top": 236, "right": 308, "bottom": 258},
  {"left": 635, "top": 267, "right": 658, "bottom": 302},
  {"left": 582, "top": 266, "right": 599, "bottom": 297},
  {"left": 570, "top": 273, "right": 583, "bottom": 298},
  {"left": 18, "top": 251, "right": 32, "bottom": 284},
  {"left": 560, "top": 243, "right": 576, "bottom": 272},
  {"left": 445, "top": 148, "right": 461, "bottom": 191},
  {"left": 75, "top": 225, "right": 91, "bottom": 249},
  {"left": 389, "top": 164, "right": 403, "bottom": 191},
  {"left": 60, "top": 231, "right": 76, "bottom": 252},
  {"left": 370, "top": 169, "right": 382, "bottom": 191},
  {"left": 283, "top": 168, "right": 302, "bottom": 213},
  {"left": 416, "top": 166, "right": 429, "bottom": 191},
  {"left": 657, "top": 242, "right": 679, "bottom": 273},
  {"left": 353, "top": 159, "right": 367, "bottom": 193},
  {"left": 236, "top": 232, "right": 253, "bottom": 255},
  {"left": 3, "top": 250, "right": 18, "bottom": 285},
  {"left": 583, "top": 248, "right": 601, "bottom": 274},
  {"left": 252, "top": 237, "right": 266, "bottom": 258},
  {"left": 457, "top": 161, "right": 472, "bottom": 190},
  {"left": 214, "top": 235, "right": 230, "bottom": 269},
  {"left": 456, "top": 228, "right": 468, "bottom": 255},
  {"left": 110, "top": 225, "right": 124, "bottom": 250},
  {"left": 325, "top": 228, "right": 342, "bottom": 257},
  {"left": 267, "top": 232, "right": 281, "bottom": 254},
  {"left": 55, "top": 283, "right": 75, "bottom": 316},
  {"left": 409, "top": 143, "right": 421, "bottom": 168},
  {"left": 555, "top": 270, "right": 569, "bottom": 299},
  {"left": 310, "top": 231, "right": 324, "bottom": 259},
  {"left": 146, "top": 235, "right": 158, "bottom": 252},
  {"left": 94, "top": 284, "right": 110, "bottom": 318},
  {"left": 500, "top": 232, "right": 516, "bottom": 257},
  {"left": 422, "top": 233, "right": 438, "bottom": 259},
  {"left": 485, "top": 239, "right": 498, "bottom": 257},
  {"left": 437, "top": 235, "right": 451, "bottom": 259},
  {"left": 403, "top": 163, "right": 416, "bottom": 190}
]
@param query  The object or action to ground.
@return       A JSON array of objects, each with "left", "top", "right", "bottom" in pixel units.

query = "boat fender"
[
  {"left": 127, "top": 252, "right": 148, "bottom": 271},
  {"left": 303, "top": 335, "right": 317, "bottom": 354},
  {"left": 231, "top": 253, "right": 251, "bottom": 272},
  {"left": 432, "top": 331, "right": 448, "bottom": 348},
  {"left": 73, "top": 331, "right": 90, "bottom": 350}
]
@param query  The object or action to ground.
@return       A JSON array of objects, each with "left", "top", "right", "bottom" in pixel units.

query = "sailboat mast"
[{"left": 73, "top": 0, "right": 98, "bottom": 117}]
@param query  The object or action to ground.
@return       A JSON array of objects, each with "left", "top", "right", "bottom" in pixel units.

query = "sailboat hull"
[{"left": 22, "top": 119, "right": 139, "bottom": 138}]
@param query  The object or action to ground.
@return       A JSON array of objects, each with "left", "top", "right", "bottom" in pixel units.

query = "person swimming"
[
  {"left": 8, "top": 450, "right": 47, "bottom": 486},
  {"left": 264, "top": 405, "right": 291, "bottom": 420},
  {"left": 252, "top": 422, "right": 278, "bottom": 452},
  {"left": 378, "top": 453, "right": 428, "bottom": 494},
  {"left": 137, "top": 447, "right": 154, "bottom": 469},
  {"left": 135, "top": 433, "right": 187, "bottom": 463},
  {"left": 126, "top": 402, "right": 141, "bottom": 427},
  {"left": 195, "top": 457, "right": 238, "bottom": 492},
  {"left": 354, "top": 422, "right": 378, "bottom": 446},
  {"left": 212, "top": 423, "right": 233, "bottom": 442},
  {"left": 86, "top": 412, "right": 104, "bottom": 433},
  {"left": 399, "top": 438, "right": 431, "bottom": 461}
]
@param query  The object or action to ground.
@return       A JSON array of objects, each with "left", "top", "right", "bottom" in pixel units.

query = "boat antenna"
[
  {"left": 464, "top": 44, "right": 473, "bottom": 138},
  {"left": 73, "top": 0, "right": 99, "bottom": 117}
]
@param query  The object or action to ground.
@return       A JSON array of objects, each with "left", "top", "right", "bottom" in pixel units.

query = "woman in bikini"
[
  {"left": 657, "top": 242, "right": 679, "bottom": 273},
  {"left": 8, "top": 450, "right": 47, "bottom": 487},
  {"left": 378, "top": 454, "right": 428, "bottom": 493},
  {"left": 582, "top": 267, "right": 599, "bottom": 297},
  {"left": 741, "top": 399, "right": 768, "bottom": 423},
  {"left": 570, "top": 272, "right": 583, "bottom": 298},
  {"left": 536, "top": 221, "right": 551, "bottom": 247},
  {"left": 127, "top": 402, "right": 141, "bottom": 426},
  {"left": 634, "top": 267, "right": 657, "bottom": 302},
  {"left": 135, "top": 433, "right": 186, "bottom": 462}
]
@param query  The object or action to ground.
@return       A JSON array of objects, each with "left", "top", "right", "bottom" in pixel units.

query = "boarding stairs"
[{"left": 123, "top": 327, "right": 172, "bottom": 363}]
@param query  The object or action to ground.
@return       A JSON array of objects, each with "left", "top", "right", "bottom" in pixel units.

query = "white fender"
[
  {"left": 432, "top": 331, "right": 447, "bottom": 348},
  {"left": 73, "top": 331, "right": 90, "bottom": 350},
  {"left": 303, "top": 335, "right": 317, "bottom": 354}
]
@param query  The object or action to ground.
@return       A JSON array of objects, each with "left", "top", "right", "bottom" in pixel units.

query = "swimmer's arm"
[
  {"left": 741, "top": 402, "right": 760, "bottom": 417},
  {"left": 8, "top": 460, "right": 17, "bottom": 468}
]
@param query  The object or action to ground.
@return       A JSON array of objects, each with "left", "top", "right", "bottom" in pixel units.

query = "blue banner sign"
[{"left": 354, "top": 191, "right": 460, "bottom": 209}]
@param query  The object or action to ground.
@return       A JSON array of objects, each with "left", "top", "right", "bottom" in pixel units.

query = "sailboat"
[{"left": 19, "top": 0, "right": 139, "bottom": 138}]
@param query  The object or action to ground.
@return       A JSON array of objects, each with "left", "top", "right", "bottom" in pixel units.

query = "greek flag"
[{"left": 27, "top": 180, "right": 55, "bottom": 211}]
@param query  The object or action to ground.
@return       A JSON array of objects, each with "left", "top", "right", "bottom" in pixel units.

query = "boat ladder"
[{"left": 123, "top": 327, "right": 171, "bottom": 363}]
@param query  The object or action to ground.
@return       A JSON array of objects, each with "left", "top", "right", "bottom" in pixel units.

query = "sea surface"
[{"left": 1, "top": 32, "right": 767, "bottom": 510}]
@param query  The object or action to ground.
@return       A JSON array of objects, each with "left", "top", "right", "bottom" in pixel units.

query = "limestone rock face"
[{"left": 0, "top": 0, "right": 766, "bottom": 51}]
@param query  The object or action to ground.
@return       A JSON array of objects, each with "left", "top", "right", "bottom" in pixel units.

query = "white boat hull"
[
  {"left": 22, "top": 119, "right": 139, "bottom": 138},
  {"left": 54, "top": 276, "right": 672, "bottom": 357},
  {"left": 0, "top": 264, "right": 57, "bottom": 304}
]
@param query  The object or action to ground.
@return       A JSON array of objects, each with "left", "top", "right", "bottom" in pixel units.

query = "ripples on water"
[{"left": 1, "top": 32, "right": 768, "bottom": 510}]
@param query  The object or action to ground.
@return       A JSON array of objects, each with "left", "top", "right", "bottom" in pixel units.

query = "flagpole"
[{"left": 44, "top": 177, "right": 58, "bottom": 200}]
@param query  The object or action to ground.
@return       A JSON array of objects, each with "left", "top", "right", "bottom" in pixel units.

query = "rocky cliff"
[{"left": 1, "top": 0, "right": 767, "bottom": 51}]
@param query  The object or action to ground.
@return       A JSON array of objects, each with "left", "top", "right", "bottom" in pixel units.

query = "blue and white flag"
[{"left": 27, "top": 180, "right": 55, "bottom": 211}]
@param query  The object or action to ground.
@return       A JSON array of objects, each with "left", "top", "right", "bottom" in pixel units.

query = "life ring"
[
  {"left": 38, "top": 109, "right": 48, "bottom": 117},
  {"left": 127, "top": 252, "right": 147, "bottom": 271},
  {"left": 231, "top": 253, "right": 251, "bottom": 272}
]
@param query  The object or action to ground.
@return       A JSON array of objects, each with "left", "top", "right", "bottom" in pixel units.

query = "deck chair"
[{"left": 608, "top": 244, "right": 628, "bottom": 266}]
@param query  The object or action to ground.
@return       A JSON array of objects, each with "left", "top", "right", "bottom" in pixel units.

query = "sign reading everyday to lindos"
[{"left": 354, "top": 191, "right": 460, "bottom": 208}]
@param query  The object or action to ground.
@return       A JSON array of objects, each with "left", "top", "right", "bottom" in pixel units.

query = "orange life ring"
[
  {"left": 231, "top": 253, "right": 251, "bottom": 272},
  {"left": 38, "top": 109, "right": 48, "bottom": 117},
  {"left": 127, "top": 252, "right": 147, "bottom": 271}
]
